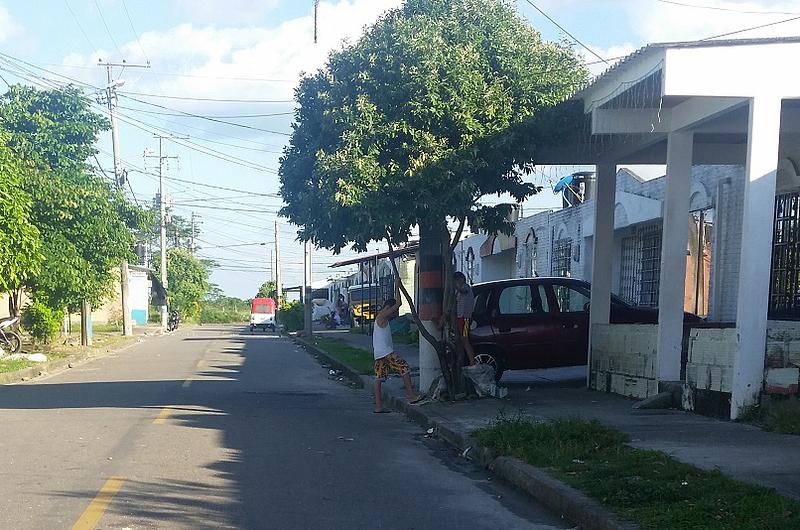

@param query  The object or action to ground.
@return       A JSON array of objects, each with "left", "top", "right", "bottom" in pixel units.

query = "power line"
[
  {"left": 117, "top": 106, "right": 294, "bottom": 119},
  {"left": 120, "top": 93, "right": 293, "bottom": 136},
  {"left": 120, "top": 0, "right": 150, "bottom": 62},
  {"left": 119, "top": 90, "right": 294, "bottom": 104},
  {"left": 93, "top": 0, "right": 124, "bottom": 58},
  {"left": 655, "top": 0, "right": 800, "bottom": 16},
  {"left": 701, "top": 14, "right": 800, "bottom": 40},
  {"left": 523, "top": 0, "right": 609, "bottom": 65},
  {"left": 40, "top": 62, "right": 296, "bottom": 83},
  {"left": 63, "top": 0, "right": 97, "bottom": 52}
]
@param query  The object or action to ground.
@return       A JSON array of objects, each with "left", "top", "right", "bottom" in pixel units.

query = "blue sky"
[{"left": 1, "top": 0, "right": 798, "bottom": 298}]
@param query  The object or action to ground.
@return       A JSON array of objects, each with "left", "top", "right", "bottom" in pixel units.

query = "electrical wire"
[
  {"left": 119, "top": 91, "right": 293, "bottom": 104},
  {"left": 63, "top": 0, "right": 97, "bottom": 52},
  {"left": 93, "top": 0, "right": 124, "bottom": 58},
  {"left": 119, "top": 93, "right": 292, "bottom": 136},
  {"left": 700, "top": 14, "right": 800, "bottom": 40},
  {"left": 655, "top": 0, "right": 800, "bottom": 16},
  {"left": 120, "top": 0, "right": 150, "bottom": 62},
  {"left": 523, "top": 0, "right": 609, "bottom": 65},
  {"left": 117, "top": 106, "right": 294, "bottom": 119}
]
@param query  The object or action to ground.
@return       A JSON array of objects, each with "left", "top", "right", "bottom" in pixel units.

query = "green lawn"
[
  {"left": 309, "top": 337, "right": 374, "bottom": 375},
  {"left": 0, "top": 358, "right": 36, "bottom": 373},
  {"left": 474, "top": 416, "right": 800, "bottom": 530}
]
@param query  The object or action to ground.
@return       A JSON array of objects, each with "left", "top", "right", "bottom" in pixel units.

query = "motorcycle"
[
  {"left": 0, "top": 316, "right": 22, "bottom": 355},
  {"left": 167, "top": 311, "right": 180, "bottom": 332}
]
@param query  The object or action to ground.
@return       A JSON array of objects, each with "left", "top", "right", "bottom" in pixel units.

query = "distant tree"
[
  {"left": 256, "top": 281, "right": 277, "bottom": 299},
  {"left": 154, "top": 248, "right": 211, "bottom": 320},
  {"left": 280, "top": 0, "right": 587, "bottom": 393}
]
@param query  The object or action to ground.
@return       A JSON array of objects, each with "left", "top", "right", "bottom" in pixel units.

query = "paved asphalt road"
[{"left": 0, "top": 326, "right": 569, "bottom": 530}]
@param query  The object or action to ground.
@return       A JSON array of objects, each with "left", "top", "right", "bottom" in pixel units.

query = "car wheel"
[{"left": 474, "top": 351, "right": 505, "bottom": 383}]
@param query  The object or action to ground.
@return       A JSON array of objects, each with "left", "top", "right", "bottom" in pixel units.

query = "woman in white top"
[{"left": 372, "top": 290, "right": 423, "bottom": 413}]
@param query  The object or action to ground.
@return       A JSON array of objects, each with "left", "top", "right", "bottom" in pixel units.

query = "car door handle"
[
  {"left": 562, "top": 322, "right": 578, "bottom": 329},
  {"left": 498, "top": 327, "right": 511, "bottom": 333}
]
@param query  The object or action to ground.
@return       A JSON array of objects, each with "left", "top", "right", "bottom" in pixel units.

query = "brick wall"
[{"left": 590, "top": 323, "right": 659, "bottom": 399}]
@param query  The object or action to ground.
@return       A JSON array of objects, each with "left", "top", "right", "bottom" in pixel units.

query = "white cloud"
[
  {"left": 172, "top": 0, "right": 281, "bottom": 24},
  {"left": 0, "top": 4, "right": 21, "bottom": 42},
  {"left": 60, "top": 0, "right": 402, "bottom": 121},
  {"left": 626, "top": 0, "right": 800, "bottom": 43},
  {"left": 582, "top": 42, "right": 639, "bottom": 77}
]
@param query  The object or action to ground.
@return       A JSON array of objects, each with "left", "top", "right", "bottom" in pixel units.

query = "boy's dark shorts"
[{"left": 374, "top": 352, "right": 410, "bottom": 380}]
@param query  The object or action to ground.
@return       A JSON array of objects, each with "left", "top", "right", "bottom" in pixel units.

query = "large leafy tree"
[
  {"left": 256, "top": 281, "right": 277, "bottom": 299},
  {"left": 0, "top": 84, "right": 146, "bottom": 314},
  {"left": 154, "top": 248, "right": 211, "bottom": 320},
  {"left": 280, "top": 0, "right": 587, "bottom": 392},
  {"left": 0, "top": 139, "right": 41, "bottom": 300}
]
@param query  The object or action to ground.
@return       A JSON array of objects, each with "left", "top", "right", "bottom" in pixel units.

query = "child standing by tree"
[
  {"left": 454, "top": 272, "right": 476, "bottom": 365},
  {"left": 372, "top": 290, "right": 423, "bottom": 413}
]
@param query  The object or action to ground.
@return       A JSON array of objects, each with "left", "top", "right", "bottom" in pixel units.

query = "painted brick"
[{"left": 765, "top": 367, "right": 800, "bottom": 395}]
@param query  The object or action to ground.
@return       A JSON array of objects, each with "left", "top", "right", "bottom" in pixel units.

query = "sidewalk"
[{"left": 312, "top": 329, "right": 800, "bottom": 501}]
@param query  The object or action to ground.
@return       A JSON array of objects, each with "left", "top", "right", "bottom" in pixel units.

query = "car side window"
[
  {"left": 553, "top": 284, "right": 591, "bottom": 313},
  {"left": 473, "top": 290, "right": 489, "bottom": 316},
  {"left": 495, "top": 284, "right": 551, "bottom": 315}
]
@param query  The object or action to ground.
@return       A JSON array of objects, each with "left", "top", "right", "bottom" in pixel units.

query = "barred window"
[{"left": 770, "top": 193, "right": 800, "bottom": 319}]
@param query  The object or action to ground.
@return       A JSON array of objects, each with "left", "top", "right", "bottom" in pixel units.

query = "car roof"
[{"left": 472, "top": 277, "right": 589, "bottom": 290}]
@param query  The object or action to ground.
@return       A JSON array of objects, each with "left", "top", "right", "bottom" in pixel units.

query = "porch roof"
[{"left": 538, "top": 37, "right": 800, "bottom": 166}]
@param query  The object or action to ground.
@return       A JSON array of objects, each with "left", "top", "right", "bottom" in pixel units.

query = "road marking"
[
  {"left": 71, "top": 476, "right": 125, "bottom": 530},
  {"left": 182, "top": 378, "right": 193, "bottom": 388},
  {"left": 153, "top": 407, "right": 173, "bottom": 424}
]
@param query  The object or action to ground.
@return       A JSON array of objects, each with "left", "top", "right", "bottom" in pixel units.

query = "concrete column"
[
  {"left": 732, "top": 97, "right": 782, "bottom": 418},
  {"left": 656, "top": 131, "right": 694, "bottom": 382},
  {"left": 588, "top": 162, "right": 616, "bottom": 384}
]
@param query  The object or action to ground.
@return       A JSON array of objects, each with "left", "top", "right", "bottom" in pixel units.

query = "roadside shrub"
[
  {"left": 21, "top": 301, "right": 63, "bottom": 344},
  {"left": 199, "top": 304, "right": 248, "bottom": 323},
  {"left": 278, "top": 301, "right": 304, "bottom": 332}
]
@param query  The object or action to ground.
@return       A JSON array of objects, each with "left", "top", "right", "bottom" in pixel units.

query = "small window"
[
  {"left": 498, "top": 285, "right": 533, "bottom": 315},
  {"left": 553, "top": 284, "right": 590, "bottom": 313}
]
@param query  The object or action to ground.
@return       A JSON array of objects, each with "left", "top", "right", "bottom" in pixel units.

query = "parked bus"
[
  {"left": 250, "top": 297, "right": 276, "bottom": 332},
  {"left": 347, "top": 284, "right": 382, "bottom": 326}
]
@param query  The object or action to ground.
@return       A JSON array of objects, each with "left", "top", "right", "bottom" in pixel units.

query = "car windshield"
[{"left": 349, "top": 287, "right": 380, "bottom": 303}]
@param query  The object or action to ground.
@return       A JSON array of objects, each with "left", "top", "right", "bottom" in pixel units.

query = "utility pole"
[
  {"left": 189, "top": 211, "right": 197, "bottom": 255},
  {"left": 146, "top": 135, "right": 183, "bottom": 330},
  {"left": 99, "top": 60, "right": 148, "bottom": 337},
  {"left": 275, "top": 220, "right": 282, "bottom": 303},
  {"left": 304, "top": 239, "right": 313, "bottom": 337}
]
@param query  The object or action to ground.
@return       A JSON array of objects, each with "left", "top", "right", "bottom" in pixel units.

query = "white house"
[{"left": 530, "top": 37, "right": 800, "bottom": 419}]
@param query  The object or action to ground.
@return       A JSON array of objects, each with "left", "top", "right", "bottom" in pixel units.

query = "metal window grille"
[
  {"left": 551, "top": 238, "right": 572, "bottom": 278},
  {"left": 639, "top": 228, "right": 662, "bottom": 308},
  {"left": 769, "top": 193, "right": 800, "bottom": 318},
  {"left": 619, "top": 236, "right": 640, "bottom": 304}
]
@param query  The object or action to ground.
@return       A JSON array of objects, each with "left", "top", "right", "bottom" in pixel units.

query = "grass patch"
[
  {"left": 309, "top": 337, "right": 374, "bottom": 375},
  {"left": 474, "top": 415, "right": 800, "bottom": 530},
  {"left": 0, "top": 358, "right": 36, "bottom": 373},
  {"left": 740, "top": 398, "right": 800, "bottom": 435},
  {"left": 92, "top": 322, "right": 122, "bottom": 333},
  {"left": 394, "top": 330, "right": 419, "bottom": 345}
]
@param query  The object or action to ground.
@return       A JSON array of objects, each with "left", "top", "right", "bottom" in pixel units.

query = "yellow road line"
[
  {"left": 71, "top": 476, "right": 125, "bottom": 530},
  {"left": 153, "top": 407, "right": 173, "bottom": 424},
  {"left": 182, "top": 378, "right": 193, "bottom": 388}
]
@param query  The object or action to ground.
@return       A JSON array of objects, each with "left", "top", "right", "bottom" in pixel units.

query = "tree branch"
[{"left": 449, "top": 215, "right": 466, "bottom": 254}]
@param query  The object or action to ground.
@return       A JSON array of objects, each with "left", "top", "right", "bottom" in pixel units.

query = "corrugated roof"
[{"left": 574, "top": 36, "right": 800, "bottom": 103}]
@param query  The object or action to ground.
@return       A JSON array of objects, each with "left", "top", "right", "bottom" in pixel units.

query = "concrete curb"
[
  {"left": 294, "top": 337, "right": 365, "bottom": 389},
  {"left": 296, "top": 337, "right": 639, "bottom": 530}
]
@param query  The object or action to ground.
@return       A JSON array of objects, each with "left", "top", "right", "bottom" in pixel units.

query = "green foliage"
[
  {"left": 309, "top": 337, "right": 375, "bottom": 375},
  {"left": 474, "top": 416, "right": 800, "bottom": 530},
  {"left": 277, "top": 301, "right": 304, "bottom": 332},
  {"left": 153, "top": 248, "right": 210, "bottom": 320},
  {"left": 21, "top": 300, "right": 63, "bottom": 344},
  {"left": 0, "top": 84, "right": 147, "bottom": 313},
  {"left": 280, "top": 0, "right": 588, "bottom": 252},
  {"left": 0, "top": 138, "right": 41, "bottom": 294},
  {"left": 256, "top": 281, "right": 277, "bottom": 299},
  {"left": 200, "top": 290, "right": 249, "bottom": 323},
  {"left": 740, "top": 398, "right": 800, "bottom": 435}
]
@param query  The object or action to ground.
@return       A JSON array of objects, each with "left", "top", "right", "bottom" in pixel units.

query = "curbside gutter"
[{"left": 295, "top": 336, "right": 638, "bottom": 530}]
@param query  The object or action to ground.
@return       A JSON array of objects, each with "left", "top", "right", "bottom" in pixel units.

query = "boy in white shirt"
[{"left": 372, "top": 291, "right": 423, "bottom": 413}]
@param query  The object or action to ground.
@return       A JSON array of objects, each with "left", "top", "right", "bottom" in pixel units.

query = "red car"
[{"left": 469, "top": 277, "right": 701, "bottom": 380}]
